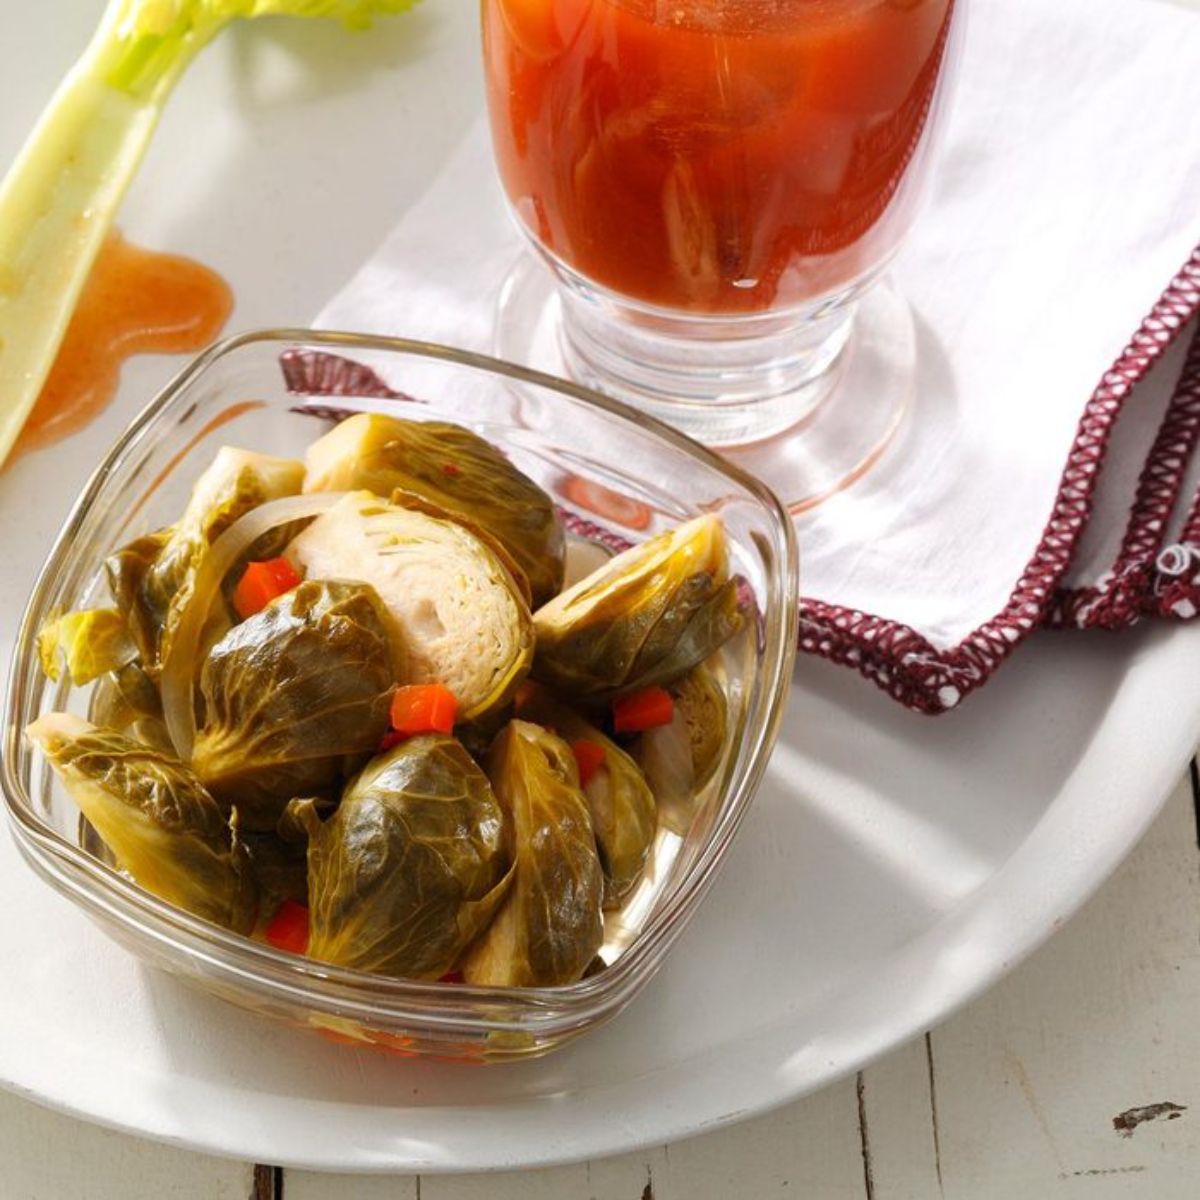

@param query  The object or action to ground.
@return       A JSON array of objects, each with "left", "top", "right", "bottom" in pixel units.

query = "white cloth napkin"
[{"left": 315, "top": 0, "right": 1200, "bottom": 655}]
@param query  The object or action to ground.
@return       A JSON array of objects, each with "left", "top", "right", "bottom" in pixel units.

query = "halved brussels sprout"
[
  {"left": 287, "top": 491, "right": 533, "bottom": 721},
  {"left": 37, "top": 608, "right": 137, "bottom": 685},
  {"left": 302, "top": 414, "right": 565, "bottom": 607},
  {"left": 633, "top": 664, "right": 729, "bottom": 835},
  {"left": 532, "top": 515, "right": 743, "bottom": 700},
  {"left": 192, "top": 580, "right": 395, "bottom": 831},
  {"left": 387, "top": 487, "right": 533, "bottom": 607},
  {"left": 300, "top": 735, "right": 511, "bottom": 979},
  {"left": 517, "top": 684, "right": 656, "bottom": 907},
  {"left": 461, "top": 721, "right": 604, "bottom": 988},
  {"left": 26, "top": 713, "right": 257, "bottom": 932},
  {"left": 106, "top": 447, "right": 304, "bottom": 678}
]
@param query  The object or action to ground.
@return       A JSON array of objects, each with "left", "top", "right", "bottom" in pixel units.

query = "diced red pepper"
[
  {"left": 612, "top": 686, "right": 675, "bottom": 734},
  {"left": 439, "top": 970, "right": 464, "bottom": 984},
  {"left": 265, "top": 900, "right": 309, "bottom": 956},
  {"left": 570, "top": 739, "right": 606, "bottom": 787},
  {"left": 390, "top": 684, "right": 458, "bottom": 736},
  {"left": 233, "top": 557, "right": 302, "bottom": 621}
]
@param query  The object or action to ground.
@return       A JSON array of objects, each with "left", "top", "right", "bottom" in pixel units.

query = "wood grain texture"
[
  {"left": 909, "top": 769, "right": 1200, "bottom": 1200},
  {"left": 286, "top": 1081, "right": 866, "bottom": 1198},
  {"left": 287, "top": 1173, "right": 417, "bottom": 1199},
  {"left": 0, "top": 1088, "right": 253, "bottom": 1200},
  {"left": 254, "top": 1164, "right": 283, "bottom": 1200},
  {"left": 855, "top": 1035, "right": 942, "bottom": 1197}
]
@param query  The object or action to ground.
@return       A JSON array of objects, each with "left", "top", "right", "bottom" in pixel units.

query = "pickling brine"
[{"left": 483, "top": 0, "right": 955, "bottom": 314}]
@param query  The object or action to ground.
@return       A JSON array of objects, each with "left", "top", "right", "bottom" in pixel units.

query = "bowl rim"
[{"left": 1, "top": 328, "right": 799, "bottom": 1037}]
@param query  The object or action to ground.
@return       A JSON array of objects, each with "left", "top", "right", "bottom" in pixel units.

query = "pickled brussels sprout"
[
  {"left": 37, "top": 608, "right": 136, "bottom": 685},
  {"left": 242, "top": 832, "right": 310, "bottom": 914},
  {"left": 517, "top": 685, "right": 656, "bottom": 907},
  {"left": 89, "top": 662, "right": 173, "bottom": 753},
  {"left": 462, "top": 721, "right": 604, "bottom": 988},
  {"left": 287, "top": 491, "right": 533, "bottom": 720},
  {"left": 532, "top": 515, "right": 742, "bottom": 700},
  {"left": 387, "top": 487, "right": 533, "bottom": 606},
  {"left": 672, "top": 665, "right": 727, "bottom": 789},
  {"left": 633, "top": 664, "right": 729, "bottom": 835},
  {"left": 301, "top": 736, "right": 511, "bottom": 979},
  {"left": 26, "top": 713, "right": 256, "bottom": 932},
  {"left": 105, "top": 527, "right": 171, "bottom": 669},
  {"left": 107, "top": 448, "right": 304, "bottom": 678},
  {"left": 31, "top": 412, "right": 742, "bottom": 992},
  {"left": 302, "top": 414, "right": 565, "bottom": 606},
  {"left": 192, "top": 580, "right": 395, "bottom": 831}
]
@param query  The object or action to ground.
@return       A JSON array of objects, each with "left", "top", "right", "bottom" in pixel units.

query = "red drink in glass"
[
  {"left": 485, "top": 0, "right": 954, "bottom": 314},
  {"left": 482, "top": 0, "right": 964, "bottom": 492}
]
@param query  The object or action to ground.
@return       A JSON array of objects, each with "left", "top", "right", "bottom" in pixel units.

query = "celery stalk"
[{"left": 0, "top": 0, "right": 417, "bottom": 466}]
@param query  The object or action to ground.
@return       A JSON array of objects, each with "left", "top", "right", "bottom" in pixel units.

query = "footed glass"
[{"left": 483, "top": 0, "right": 965, "bottom": 510}]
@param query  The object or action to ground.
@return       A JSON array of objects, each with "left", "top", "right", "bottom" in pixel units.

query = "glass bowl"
[{"left": 1, "top": 330, "right": 798, "bottom": 1062}]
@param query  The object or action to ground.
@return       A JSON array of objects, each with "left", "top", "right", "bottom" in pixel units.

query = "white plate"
[{"left": 2, "top": 0, "right": 1198, "bottom": 1174}]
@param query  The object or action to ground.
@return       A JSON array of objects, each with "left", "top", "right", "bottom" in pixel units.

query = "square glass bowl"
[{"left": 1, "top": 331, "right": 798, "bottom": 1062}]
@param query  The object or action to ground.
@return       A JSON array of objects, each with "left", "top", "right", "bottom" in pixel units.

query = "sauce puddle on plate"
[{"left": 11, "top": 231, "right": 233, "bottom": 461}]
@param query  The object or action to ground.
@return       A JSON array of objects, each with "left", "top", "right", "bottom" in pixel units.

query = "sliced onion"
[
  {"left": 161, "top": 492, "right": 348, "bottom": 760},
  {"left": 638, "top": 709, "right": 696, "bottom": 836}
]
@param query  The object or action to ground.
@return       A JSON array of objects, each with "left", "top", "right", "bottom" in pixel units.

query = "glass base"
[{"left": 494, "top": 255, "right": 914, "bottom": 514}]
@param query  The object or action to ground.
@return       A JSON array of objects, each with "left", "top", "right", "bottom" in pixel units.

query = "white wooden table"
[
  {"left": 0, "top": 760, "right": 1196, "bottom": 1198},
  {"left": 3, "top": 1, "right": 1198, "bottom": 1195}
]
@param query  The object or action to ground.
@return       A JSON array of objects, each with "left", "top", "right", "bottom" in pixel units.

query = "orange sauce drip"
[{"left": 11, "top": 232, "right": 233, "bottom": 460}]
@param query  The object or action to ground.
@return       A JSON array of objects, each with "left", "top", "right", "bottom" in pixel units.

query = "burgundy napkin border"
[
  {"left": 800, "top": 248, "right": 1200, "bottom": 713},
  {"left": 283, "top": 245, "right": 1200, "bottom": 716}
]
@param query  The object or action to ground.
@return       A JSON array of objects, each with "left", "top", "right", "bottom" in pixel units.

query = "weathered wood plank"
[
  {"left": 857, "top": 1034, "right": 942, "bottom": 1199},
  {"left": 0, "top": 1088, "right": 253, "bottom": 1200},
  {"left": 909, "top": 771, "right": 1200, "bottom": 1199},
  {"left": 286, "top": 1170, "right": 417, "bottom": 1199},
  {"left": 287, "top": 1077, "right": 865, "bottom": 1198},
  {"left": 632, "top": 1078, "right": 865, "bottom": 1199},
  {"left": 253, "top": 1164, "right": 282, "bottom": 1200}
]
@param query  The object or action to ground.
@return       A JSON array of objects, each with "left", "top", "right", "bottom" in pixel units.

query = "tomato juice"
[{"left": 484, "top": 0, "right": 955, "bottom": 315}]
